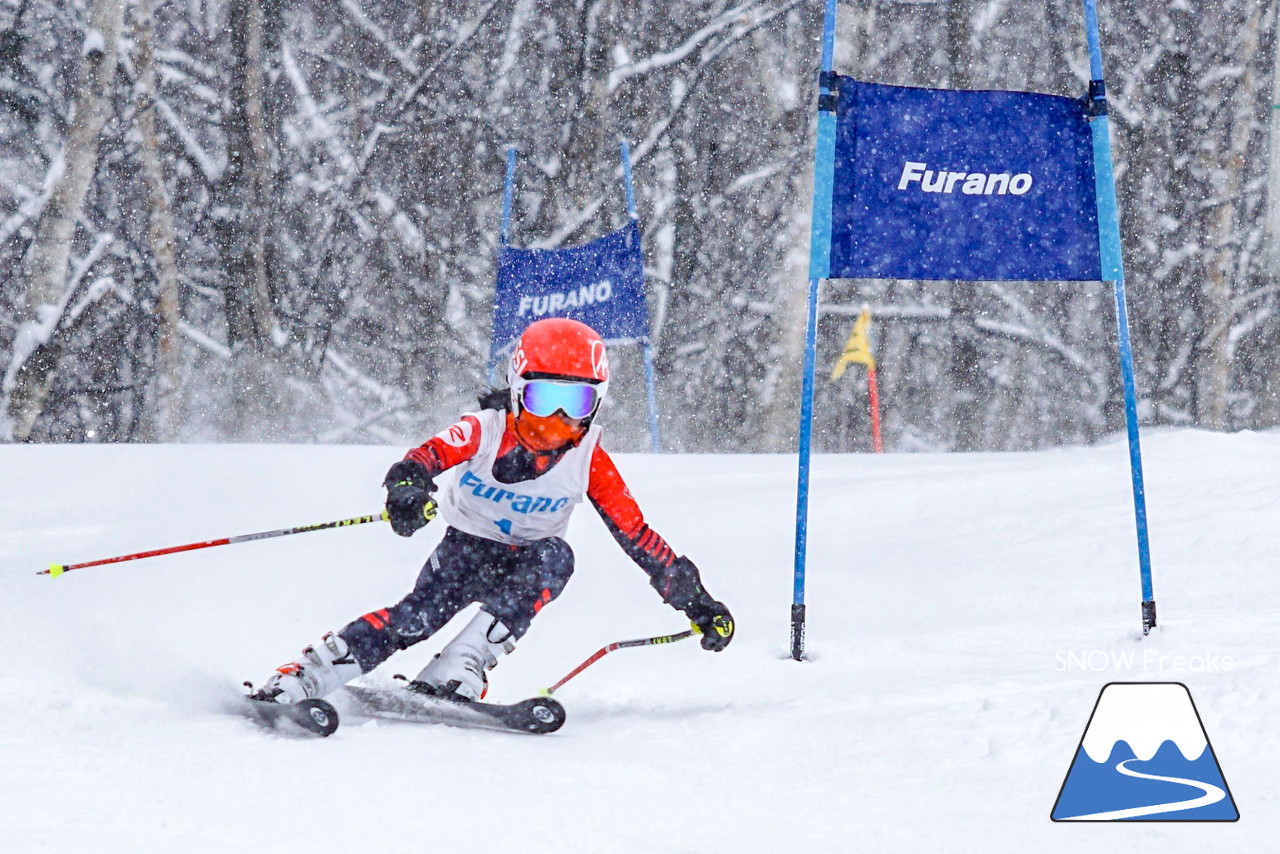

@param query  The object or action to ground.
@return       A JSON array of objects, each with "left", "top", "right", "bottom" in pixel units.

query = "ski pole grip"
[{"left": 376, "top": 501, "right": 437, "bottom": 525}]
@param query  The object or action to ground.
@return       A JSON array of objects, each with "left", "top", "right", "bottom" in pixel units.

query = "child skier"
[{"left": 253, "top": 317, "right": 733, "bottom": 706}]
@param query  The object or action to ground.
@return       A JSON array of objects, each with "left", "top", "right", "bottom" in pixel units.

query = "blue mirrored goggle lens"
[{"left": 520, "top": 381, "right": 599, "bottom": 419}]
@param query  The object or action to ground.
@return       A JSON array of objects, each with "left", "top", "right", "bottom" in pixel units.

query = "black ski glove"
[
  {"left": 686, "top": 597, "right": 734, "bottom": 652},
  {"left": 651, "top": 556, "right": 733, "bottom": 651},
  {"left": 383, "top": 459, "right": 436, "bottom": 537}
]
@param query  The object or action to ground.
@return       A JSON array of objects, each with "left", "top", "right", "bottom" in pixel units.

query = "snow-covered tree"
[{"left": 2, "top": 0, "right": 1279, "bottom": 450}]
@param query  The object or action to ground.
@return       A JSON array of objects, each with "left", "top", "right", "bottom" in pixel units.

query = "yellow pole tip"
[
  {"left": 48, "top": 564, "right": 66, "bottom": 578},
  {"left": 537, "top": 688, "right": 553, "bottom": 697}
]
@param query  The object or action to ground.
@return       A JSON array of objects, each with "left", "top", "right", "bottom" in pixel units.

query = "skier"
[{"left": 252, "top": 317, "right": 733, "bottom": 706}]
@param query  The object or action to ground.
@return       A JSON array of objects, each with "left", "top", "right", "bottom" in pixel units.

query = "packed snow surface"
[{"left": 2, "top": 429, "right": 1276, "bottom": 852}]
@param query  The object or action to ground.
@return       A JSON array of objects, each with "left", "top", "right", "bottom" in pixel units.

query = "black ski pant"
[{"left": 339, "top": 526, "right": 575, "bottom": 673}]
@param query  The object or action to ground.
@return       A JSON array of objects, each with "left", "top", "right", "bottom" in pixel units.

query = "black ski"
[
  {"left": 244, "top": 696, "right": 341, "bottom": 737},
  {"left": 343, "top": 684, "right": 566, "bottom": 734}
]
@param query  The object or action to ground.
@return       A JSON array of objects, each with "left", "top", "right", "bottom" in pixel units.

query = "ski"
[
  {"left": 244, "top": 696, "right": 340, "bottom": 738},
  {"left": 343, "top": 684, "right": 566, "bottom": 734}
]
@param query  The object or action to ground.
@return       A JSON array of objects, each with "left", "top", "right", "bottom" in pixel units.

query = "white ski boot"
[
  {"left": 256, "top": 632, "right": 362, "bottom": 704},
  {"left": 410, "top": 610, "right": 515, "bottom": 701}
]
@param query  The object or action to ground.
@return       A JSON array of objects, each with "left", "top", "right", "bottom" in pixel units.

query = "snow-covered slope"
[{"left": 2, "top": 430, "right": 1276, "bottom": 852}]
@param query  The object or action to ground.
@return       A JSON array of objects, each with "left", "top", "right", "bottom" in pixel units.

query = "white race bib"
[{"left": 437, "top": 409, "right": 600, "bottom": 544}]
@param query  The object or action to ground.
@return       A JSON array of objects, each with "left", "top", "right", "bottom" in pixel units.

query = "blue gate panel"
[
  {"left": 829, "top": 78, "right": 1102, "bottom": 282},
  {"left": 490, "top": 220, "right": 649, "bottom": 361}
]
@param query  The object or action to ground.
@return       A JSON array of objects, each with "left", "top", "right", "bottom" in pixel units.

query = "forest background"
[{"left": 3, "top": 0, "right": 1278, "bottom": 453}]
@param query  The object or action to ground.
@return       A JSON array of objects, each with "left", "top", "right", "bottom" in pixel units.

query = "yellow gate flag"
[{"left": 831, "top": 307, "right": 875, "bottom": 380}]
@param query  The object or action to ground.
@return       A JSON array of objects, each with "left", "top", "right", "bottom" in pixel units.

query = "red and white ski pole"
[
  {"left": 542, "top": 627, "right": 696, "bottom": 696},
  {"left": 37, "top": 502, "right": 436, "bottom": 578}
]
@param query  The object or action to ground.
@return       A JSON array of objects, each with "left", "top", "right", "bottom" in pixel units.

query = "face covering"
[{"left": 510, "top": 410, "right": 586, "bottom": 452}]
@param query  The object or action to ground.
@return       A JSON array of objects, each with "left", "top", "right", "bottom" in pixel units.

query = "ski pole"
[
  {"left": 38, "top": 502, "right": 436, "bottom": 578},
  {"left": 541, "top": 627, "right": 696, "bottom": 696}
]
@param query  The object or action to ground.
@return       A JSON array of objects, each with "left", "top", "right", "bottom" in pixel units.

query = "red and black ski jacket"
[{"left": 402, "top": 405, "right": 707, "bottom": 611}]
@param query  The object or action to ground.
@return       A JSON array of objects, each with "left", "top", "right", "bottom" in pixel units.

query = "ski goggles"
[{"left": 517, "top": 379, "right": 601, "bottom": 419}]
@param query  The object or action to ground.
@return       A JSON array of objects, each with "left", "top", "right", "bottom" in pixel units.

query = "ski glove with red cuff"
[
  {"left": 654, "top": 556, "right": 733, "bottom": 652},
  {"left": 384, "top": 459, "right": 436, "bottom": 537}
]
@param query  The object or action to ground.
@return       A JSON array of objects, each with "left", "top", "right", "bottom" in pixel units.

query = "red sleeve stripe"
[
  {"left": 587, "top": 445, "right": 644, "bottom": 531},
  {"left": 405, "top": 414, "right": 483, "bottom": 475},
  {"left": 643, "top": 534, "right": 673, "bottom": 562},
  {"left": 588, "top": 445, "right": 677, "bottom": 572}
]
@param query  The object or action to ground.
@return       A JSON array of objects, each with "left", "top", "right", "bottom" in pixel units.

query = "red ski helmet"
[{"left": 507, "top": 318, "right": 610, "bottom": 417}]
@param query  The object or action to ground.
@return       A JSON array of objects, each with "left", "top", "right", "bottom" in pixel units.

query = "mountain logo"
[{"left": 1052, "top": 682, "right": 1238, "bottom": 821}]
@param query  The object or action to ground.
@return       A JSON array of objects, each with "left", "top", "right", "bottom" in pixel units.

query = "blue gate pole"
[
  {"left": 621, "top": 139, "right": 662, "bottom": 452},
  {"left": 792, "top": 0, "right": 840, "bottom": 661},
  {"left": 621, "top": 139, "right": 638, "bottom": 218},
  {"left": 491, "top": 147, "right": 519, "bottom": 385},
  {"left": 641, "top": 342, "right": 662, "bottom": 452},
  {"left": 1082, "top": 0, "right": 1157, "bottom": 634},
  {"left": 501, "top": 146, "right": 516, "bottom": 246}
]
